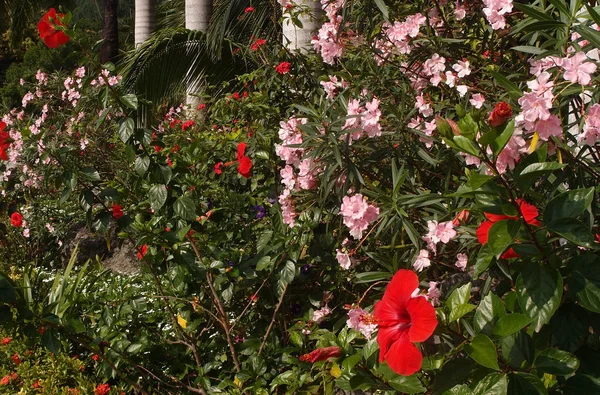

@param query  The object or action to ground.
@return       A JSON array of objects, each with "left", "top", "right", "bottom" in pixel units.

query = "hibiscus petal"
[
  {"left": 517, "top": 200, "right": 539, "bottom": 224},
  {"left": 484, "top": 213, "right": 511, "bottom": 222},
  {"left": 475, "top": 220, "right": 493, "bottom": 244},
  {"left": 374, "top": 300, "right": 405, "bottom": 362},
  {"left": 381, "top": 269, "right": 419, "bottom": 308},
  {"left": 383, "top": 333, "right": 423, "bottom": 376},
  {"left": 406, "top": 296, "right": 438, "bottom": 342}
]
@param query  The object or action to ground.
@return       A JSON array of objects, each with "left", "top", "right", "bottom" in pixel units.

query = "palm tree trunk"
[
  {"left": 135, "top": 0, "right": 156, "bottom": 46},
  {"left": 185, "top": 0, "right": 213, "bottom": 113},
  {"left": 282, "top": 0, "right": 322, "bottom": 52},
  {"left": 100, "top": 0, "right": 119, "bottom": 64}
]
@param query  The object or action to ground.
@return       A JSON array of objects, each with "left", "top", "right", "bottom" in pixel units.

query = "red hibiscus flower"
[
  {"left": 1, "top": 337, "right": 11, "bottom": 345},
  {"left": 373, "top": 269, "right": 438, "bottom": 376},
  {"left": 136, "top": 244, "right": 148, "bottom": 259},
  {"left": 236, "top": 142, "right": 252, "bottom": 178},
  {"left": 476, "top": 199, "right": 539, "bottom": 259},
  {"left": 250, "top": 38, "right": 267, "bottom": 51},
  {"left": 299, "top": 346, "right": 342, "bottom": 363},
  {"left": 488, "top": 102, "right": 512, "bottom": 127},
  {"left": 10, "top": 212, "right": 23, "bottom": 227},
  {"left": 112, "top": 204, "right": 124, "bottom": 220},
  {"left": 245, "top": 6, "right": 255, "bottom": 13},
  {"left": 38, "top": 8, "right": 70, "bottom": 48},
  {"left": 95, "top": 383, "right": 110, "bottom": 395},
  {"left": 0, "top": 122, "right": 10, "bottom": 161},
  {"left": 276, "top": 61, "right": 292, "bottom": 75},
  {"left": 181, "top": 120, "right": 195, "bottom": 131},
  {"left": 236, "top": 142, "right": 247, "bottom": 161}
]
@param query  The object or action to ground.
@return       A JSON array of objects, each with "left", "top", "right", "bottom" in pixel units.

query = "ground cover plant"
[{"left": 1, "top": 0, "right": 600, "bottom": 394}]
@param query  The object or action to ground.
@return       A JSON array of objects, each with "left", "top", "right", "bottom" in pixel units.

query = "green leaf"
[
  {"left": 280, "top": 261, "right": 295, "bottom": 284},
  {"left": 487, "top": 220, "right": 521, "bottom": 257},
  {"left": 574, "top": 25, "right": 600, "bottom": 50},
  {"left": 489, "top": 71, "right": 522, "bottom": 99},
  {"left": 508, "top": 373, "right": 548, "bottom": 395},
  {"left": 474, "top": 293, "right": 506, "bottom": 335},
  {"left": 449, "top": 304, "right": 477, "bottom": 322},
  {"left": 474, "top": 245, "right": 495, "bottom": 277},
  {"left": 148, "top": 184, "right": 168, "bottom": 211},
  {"left": 569, "top": 254, "right": 600, "bottom": 313},
  {"left": 458, "top": 114, "right": 479, "bottom": 140},
  {"left": 80, "top": 167, "right": 101, "bottom": 181},
  {"left": 355, "top": 271, "right": 391, "bottom": 283},
  {"left": 118, "top": 118, "right": 135, "bottom": 143},
  {"left": 547, "top": 218, "right": 597, "bottom": 248},
  {"left": 519, "top": 162, "right": 566, "bottom": 177},
  {"left": 121, "top": 93, "right": 139, "bottom": 110},
  {"left": 513, "top": 3, "right": 554, "bottom": 21},
  {"left": 134, "top": 156, "right": 151, "bottom": 176},
  {"left": 255, "top": 256, "right": 272, "bottom": 271},
  {"left": 453, "top": 135, "right": 481, "bottom": 156},
  {"left": 491, "top": 120, "right": 515, "bottom": 156},
  {"left": 564, "top": 375, "right": 600, "bottom": 394},
  {"left": 493, "top": 314, "right": 530, "bottom": 338},
  {"left": 516, "top": 264, "right": 562, "bottom": 332},
  {"left": 534, "top": 348, "right": 579, "bottom": 375},
  {"left": 466, "top": 334, "right": 500, "bottom": 370},
  {"left": 544, "top": 187, "right": 594, "bottom": 223},
  {"left": 174, "top": 196, "right": 196, "bottom": 221},
  {"left": 256, "top": 230, "right": 272, "bottom": 254},
  {"left": 373, "top": 0, "right": 389, "bottom": 21},
  {"left": 472, "top": 373, "right": 508, "bottom": 395},
  {"left": 152, "top": 163, "right": 172, "bottom": 185},
  {"left": 42, "top": 330, "right": 60, "bottom": 354},
  {"left": 432, "top": 358, "right": 477, "bottom": 395},
  {"left": 379, "top": 364, "right": 426, "bottom": 393},
  {"left": 500, "top": 331, "right": 534, "bottom": 369},
  {"left": 447, "top": 283, "right": 471, "bottom": 308},
  {"left": 289, "top": 331, "right": 303, "bottom": 347}
]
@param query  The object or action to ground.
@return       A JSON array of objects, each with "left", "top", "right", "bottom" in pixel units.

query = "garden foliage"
[{"left": 1, "top": 0, "right": 600, "bottom": 394}]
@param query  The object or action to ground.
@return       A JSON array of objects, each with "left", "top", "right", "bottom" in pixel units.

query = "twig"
[{"left": 258, "top": 282, "right": 288, "bottom": 356}]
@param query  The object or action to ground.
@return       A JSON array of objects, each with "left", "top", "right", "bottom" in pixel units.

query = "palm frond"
[{"left": 121, "top": 27, "right": 246, "bottom": 106}]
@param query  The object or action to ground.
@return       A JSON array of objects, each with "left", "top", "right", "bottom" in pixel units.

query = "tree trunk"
[
  {"left": 135, "top": 0, "right": 156, "bottom": 46},
  {"left": 100, "top": 0, "right": 119, "bottom": 64},
  {"left": 185, "top": 0, "right": 213, "bottom": 113},
  {"left": 282, "top": 0, "right": 322, "bottom": 52}
]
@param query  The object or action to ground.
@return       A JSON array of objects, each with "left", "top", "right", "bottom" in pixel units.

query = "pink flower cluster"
[
  {"left": 320, "top": 75, "right": 348, "bottom": 99},
  {"left": 422, "top": 220, "right": 457, "bottom": 253},
  {"left": 346, "top": 307, "right": 377, "bottom": 339},
  {"left": 581, "top": 104, "right": 600, "bottom": 146},
  {"left": 311, "top": 1, "right": 345, "bottom": 64},
  {"left": 482, "top": 0, "right": 513, "bottom": 30},
  {"left": 374, "top": 13, "right": 426, "bottom": 64},
  {"left": 340, "top": 193, "right": 379, "bottom": 239},
  {"left": 335, "top": 249, "right": 355, "bottom": 270},
  {"left": 343, "top": 97, "right": 382, "bottom": 141},
  {"left": 312, "top": 306, "right": 331, "bottom": 323}
]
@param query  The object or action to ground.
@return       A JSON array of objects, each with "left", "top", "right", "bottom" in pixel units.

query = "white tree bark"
[
  {"left": 282, "top": 0, "right": 323, "bottom": 52},
  {"left": 134, "top": 0, "right": 156, "bottom": 46},
  {"left": 185, "top": 0, "right": 213, "bottom": 113}
]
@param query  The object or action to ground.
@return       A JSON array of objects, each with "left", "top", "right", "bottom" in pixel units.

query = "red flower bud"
[
  {"left": 488, "top": 102, "right": 512, "bottom": 127},
  {"left": 299, "top": 346, "right": 342, "bottom": 363}
]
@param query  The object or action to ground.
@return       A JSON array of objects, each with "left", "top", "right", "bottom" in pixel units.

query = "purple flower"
[{"left": 253, "top": 205, "right": 266, "bottom": 219}]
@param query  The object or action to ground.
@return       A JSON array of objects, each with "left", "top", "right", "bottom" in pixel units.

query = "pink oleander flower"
[
  {"left": 526, "top": 71, "right": 554, "bottom": 99},
  {"left": 320, "top": 75, "right": 348, "bottom": 99},
  {"left": 340, "top": 193, "right": 379, "bottom": 239},
  {"left": 455, "top": 253, "right": 468, "bottom": 271},
  {"left": 427, "top": 282, "right": 441, "bottom": 306},
  {"left": 562, "top": 52, "right": 597, "bottom": 86},
  {"left": 336, "top": 249, "right": 352, "bottom": 269},
  {"left": 469, "top": 93, "right": 485, "bottom": 109},
  {"left": 413, "top": 249, "right": 431, "bottom": 272},
  {"left": 454, "top": 1, "right": 467, "bottom": 19},
  {"left": 297, "top": 158, "right": 318, "bottom": 190},
  {"left": 422, "top": 220, "right": 457, "bottom": 252},
  {"left": 347, "top": 307, "right": 378, "bottom": 339},
  {"left": 535, "top": 115, "right": 562, "bottom": 141},
  {"left": 518, "top": 92, "right": 552, "bottom": 123},
  {"left": 495, "top": 129, "right": 527, "bottom": 174},
  {"left": 580, "top": 103, "right": 600, "bottom": 146},
  {"left": 312, "top": 306, "right": 331, "bottom": 323},
  {"left": 452, "top": 59, "right": 471, "bottom": 78},
  {"left": 279, "top": 189, "right": 297, "bottom": 227}
]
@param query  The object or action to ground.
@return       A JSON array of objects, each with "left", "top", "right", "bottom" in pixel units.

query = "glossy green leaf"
[
  {"left": 544, "top": 187, "right": 594, "bottom": 223},
  {"left": 174, "top": 196, "right": 196, "bottom": 220},
  {"left": 547, "top": 218, "right": 597, "bottom": 248},
  {"left": 148, "top": 184, "right": 167, "bottom": 211},
  {"left": 508, "top": 373, "right": 548, "bottom": 395},
  {"left": 80, "top": 167, "right": 101, "bottom": 181},
  {"left": 493, "top": 314, "right": 530, "bottom": 338},
  {"left": 516, "top": 264, "right": 562, "bottom": 332},
  {"left": 472, "top": 373, "right": 508, "bottom": 395},
  {"left": 121, "top": 93, "right": 139, "bottom": 109},
  {"left": 466, "top": 334, "right": 500, "bottom": 370},
  {"left": 447, "top": 283, "right": 472, "bottom": 309},
  {"left": 491, "top": 120, "right": 515, "bottom": 156},
  {"left": 534, "top": 348, "right": 579, "bottom": 375},
  {"left": 474, "top": 293, "right": 506, "bottom": 335},
  {"left": 118, "top": 118, "right": 135, "bottom": 143},
  {"left": 519, "top": 162, "right": 566, "bottom": 176},
  {"left": 453, "top": 136, "right": 481, "bottom": 156},
  {"left": 569, "top": 254, "right": 600, "bottom": 313},
  {"left": 487, "top": 220, "right": 521, "bottom": 257},
  {"left": 473, "top": 245, "right": 495, "bottom": 277},
  {"left": 134, "top": 156, "right": 150, "bottom": 176}
]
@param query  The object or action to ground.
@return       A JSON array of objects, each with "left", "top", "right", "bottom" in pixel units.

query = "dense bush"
[{"left": 1, "top": 0, "right": 600, "bottom": 394}]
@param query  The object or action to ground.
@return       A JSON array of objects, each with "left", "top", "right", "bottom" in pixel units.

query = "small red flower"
[
  {"left": 0, "top": 122, "right": 10, "bottom": 161},
  {"left": 232, "top": 92, "right": 242, "bottom": 101},
  {"left": 92, "top": 354, "right": 100, "bottom": 361},
  {"left": 245, "top": 6, "right": 255, "bottom": 12},
  {"left": 95, "top": 383, "right": 110, "bottom": 395},
  {"left": 181, "top": 120, "right": 195, "bottom": 131},
  {"left": 10, "top": 212, "right": 23, "bottom": 227},
  {"left": 1, "top": 337, "right": 11, "bottom": 345},
  {"left": 136, "top": 244, "right": 148, "bottom": 259},
  {"left": 214, "top": 162, "right": 223, "bottom": 175},
  {"left": 112, "top": 204, "right": 124, "bottom": 220},
  {"left": 37, "top": 326, "right": 46, "bottom": 335},
  {"left": 11, "top": 353, "right": 21, "bottom": 365},
  {"left": 250, "top": 38, "right": 267, "bottom": 51},
  {"left": 0, "top": 376, "right": 9, "bottom": 386},
  {"left": 476, "top": 199, "right": 540, "bottom": 259},
  {"left": 488, "top": 102, "right": 513, "bottom": 127},
  {"left": 32, "top": 380, "right": 41, "bottom": 389},
  {"left": 374, "top": 270, "right": 438, "bottom": 376},
  {"left": 38, "top": 8, "right": 70, "bottom": 48},
  {"left": 236, "top": 142, "right": 247, "bottom": 161},
  {"left": 276, "top": 61, "right": 292, "bottom": 75},
  {"left": 299, "top": 346, "right": 342, "bottom": 363},
  {"left": 197, "top": 103, "right": 206, "bottom": 110}
]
